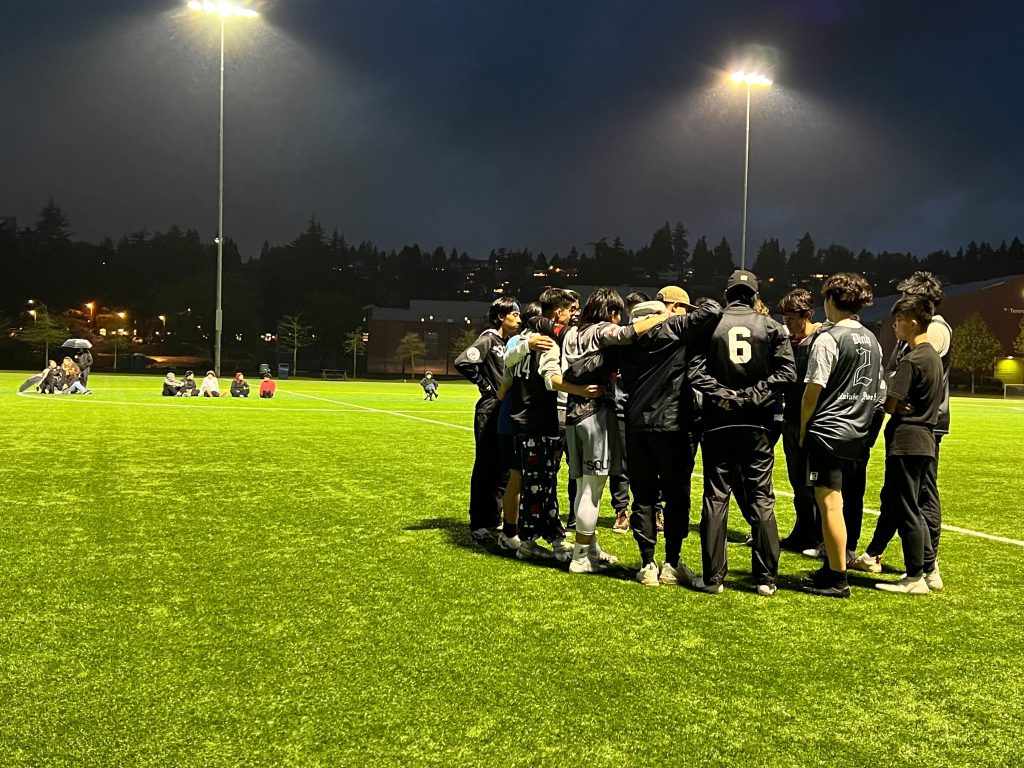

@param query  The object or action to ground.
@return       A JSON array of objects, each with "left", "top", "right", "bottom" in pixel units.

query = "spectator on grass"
[
  {"left": 59, "top": 357, "right": 90, "bottom": 395},
  {"left": 200, "top": 371, "right": 221, "bottom": 398},
  {"left": 162, "top": 372, "right": 183, "bottom": 396},
  {"left": 77, "top": 348, "right": 93, "bottom": 386},
  {"left": 180, "top": 371, "right": 198, "bottom": 397},
  {"left": 420, "top": 372, "right": 439, "bottom": 400},
  {"left": 259, "top": 374, "right": 276, "bottom": 399},
  {"left": 230, "top": 372, "right": 250, "bottom": 398},
  {"left": 38, "top": 360, "right": 59, "bottom": 394}
]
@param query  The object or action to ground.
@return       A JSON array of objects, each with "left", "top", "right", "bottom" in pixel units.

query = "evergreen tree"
[
  {"left": 951, "top": 313, "right": 1002, "bottom": 393},
  {"left": 671, "top": 222, "right": 690, "bottom": 271},
  {"left": 639, "top": 223, "right": 674, "bottom": 278},
  {"left": 752, "top": 238, "right": 787, "bottom": 282},
  {"left": 35, "top": 198, "right": 71, "bottom": 241},
  {"left": 691, "top": 236, "right": 714, "bottom": 283},
  {"left": 711, "top": 236, "right": 735, "bottom": 277},
  {"left": 1014, "top": 318, "right": 1024, "bottom": 355},
  {"left": 18, "top": 303, "right": 68, "bottom": 365},
  {"left": 789, "top": 233, "right": 819, "bottom": 280}
]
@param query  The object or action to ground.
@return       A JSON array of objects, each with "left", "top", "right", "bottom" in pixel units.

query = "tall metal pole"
[
  {"left": 215, "top": 14, "right": 225, "bottom": 377},
  {"left": 740, "top": 82, "right": 751, "bottom": 271}
]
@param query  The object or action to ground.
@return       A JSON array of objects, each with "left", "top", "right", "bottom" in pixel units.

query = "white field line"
[{"left": 289, "top": 390, "right": 473, "bottom": 431}]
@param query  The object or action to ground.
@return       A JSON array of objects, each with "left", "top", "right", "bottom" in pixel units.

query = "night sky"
[{"left": 2, "top": 0, "right": 1022, "bottom": 261}]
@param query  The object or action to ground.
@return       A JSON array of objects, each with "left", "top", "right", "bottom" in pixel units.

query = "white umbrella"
[{"left": 60, "top": 338, "right": 93, "bottom": 349}]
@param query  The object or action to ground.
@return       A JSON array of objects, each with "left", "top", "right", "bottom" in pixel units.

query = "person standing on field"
[
  {"left": 687, "top": 270, "right": 796, "bottom": 596},
  {"left": 874, "top": 295, "right": 944, "bottom": 595},
  {"left": 800, "top": 273, "right": 885, "bottom": 599},
  {"left": 455, "top": 297, "right": 521, "bottom": 542}
]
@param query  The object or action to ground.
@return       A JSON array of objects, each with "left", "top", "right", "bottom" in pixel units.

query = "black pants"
[
  {"left": 867, "top": 437, "right": 942, "bottom": 561},
  {"left": 781, "top": 422, "right": 820, "bottom": 548},
  {"left": 879, "top": 454, "right": 933, "bottom": 577},
  {"left": 842, "top": 447, "right": 870, "bottom": 552},
  {"left": 627, "top": 429, "right": 696, "bottom": 567},
  {"left": 469, "top": 397, "right": 505, "bottom": 530},
  {"left": 609, "top": 419, "right": 634, "bottom": 512},
  {"left": 699, "top": 428, "right": 780, "bottom": 586}
]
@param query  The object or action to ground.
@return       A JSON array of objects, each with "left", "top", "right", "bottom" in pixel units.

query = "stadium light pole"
[
  {"left": 730, "top": 70, "right": 772, "bottom": 270},
  {"left": 186, "top": 0, "right": 259, "bottom": 376}
]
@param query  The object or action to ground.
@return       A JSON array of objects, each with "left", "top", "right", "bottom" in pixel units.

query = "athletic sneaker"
[
  {"left": 801, "top": 543, "right": 826, "bottom": 559},
  {"left": 635, "top": 561, "right": 660, "bottom": 587},
  {"left": 803, "top": 582, "right": 851, "bottom": 598},
  {"left": 568, "top": 556, "right": 595, "bottom": 574},
  {"left": 850, "top": 552, "right": 883, "bottom": 574},
  {"left": 756, "top": 583, "right": 778, "bottom": 597},
  {"left": 612, "top": 508, "right": 630, "bottom": 534},
  {"left": 876, "top": 574, "right": 930, "bottom": 595},
  {"left": 516, "top": 539, "right": 555, "bottom": 561},
  {"left": 470, "top": 528, "right": 492, "bottom": 543},
  {"left": 658, "top": 561, "right": 678, "bottom": 585},
  {"left": 924, "top": 565, "right": 944, "bottom": 591},
  {"left": 497, "top": 531, "right": 521, "bottom": 552},
  {"left": 549, "top": 537, "right": 574, "bottom": 563},
  {"left": 588, "top": 545, "right": 618, "bottom": 569},
  {"left": 691, "top": 576, "right": 724, "bottom": 594},
  {"left": 655, "top": 509, "right": 665, "bottom": 532},
  {"left": 779, "top": 535, "right": 806, "bottom": 553}
]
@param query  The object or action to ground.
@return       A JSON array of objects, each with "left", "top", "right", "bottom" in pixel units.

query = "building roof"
[{"left": 858, "top": 275, "right": 1024, "bottom": 325}]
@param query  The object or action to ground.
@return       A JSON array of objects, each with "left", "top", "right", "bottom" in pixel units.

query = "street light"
[
  {"left": 186, "top": 0, "right": 259, "bottom": 376},
  {"left": 85, "top": 301, "right": 95, "bottom": 326},
  {"left": 730, "top": 70, "right": 773, "bottom": 270}
]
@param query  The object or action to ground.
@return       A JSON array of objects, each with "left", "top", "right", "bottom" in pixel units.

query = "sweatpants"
[
  {"left": 469, "top": 397, "right": 506, "bottom": 530},
  {"left": 866, "top": 436, "right": 942, "bottom": 562},
  {"left": 699, "top": 428, "right": 780, "bottom": 586},
  {"left": 880, "top": 453, "right": 933, "bottom": 577},
  {"left": 516, "top": 435, "right": 566, "bottom": 543},
  {"left": 627, "top": 429, "right": 696, "bottom": 567},
  {"left": 781, "top": 422, "right": 820, "bottom": 548},
  {"left": 842, "top": 448, "right": 869, "bottom": 552}
]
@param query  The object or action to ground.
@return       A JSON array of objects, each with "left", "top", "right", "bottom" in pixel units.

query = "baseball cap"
[
  {"left": 629, "top": 300, "right": 667, "bottom": 319},
  {"left": 726, "top": 270, "right": 759, "bottom": 294},
  {"left": 656, "top": 285, "right": 696, "bottom": 308}
]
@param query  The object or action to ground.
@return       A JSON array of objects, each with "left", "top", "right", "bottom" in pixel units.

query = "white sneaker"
[
  {"left": 691, "top": 576, "right": 724, "bottom": 594},
  {"left": 801, "top": 543, "right": 826, "bottom": 559},
  {"left": 636, "top": 561, "right": 660, "bottom": 587},
  {"left": 569, "top": 556, "right": 595, "bottom": 574},
  {"left": 516, "top": 539, "right": 554, "bottom": 561},
  {"left": 548, "top": 537, "right": 574, "bottom": 563},
  {"left": 851, "top": 552, "right": 883, "bottom": 573},
  {"left": 497, "top": 531, "right": 521, "bottom": 552},
  {"left": 588, "top": 545, "right": 618, "bottom": 570},
  {"left": 925, "top": 565, "right": 944, "bottom": 591},
  {"left": 659, "top": 561, "right": 679, "bottom": 585},
  {"left": 876, "top": 574, "right": 930, "bottom": 595},
  {"left": 756, "top": 583, "right": 778, "bottom": 597}
]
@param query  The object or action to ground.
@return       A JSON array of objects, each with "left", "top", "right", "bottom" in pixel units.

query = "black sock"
[
  {"left": 503, "top": 522, "right": 517, "bottom": 538},
  {"left": 831, "top": 567, "right": 848, "bottom": 587}
]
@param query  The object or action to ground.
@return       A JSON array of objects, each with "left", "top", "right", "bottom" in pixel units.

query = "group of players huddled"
[{"left": 454, "top": 268, "right": 949, "bottom": 598}]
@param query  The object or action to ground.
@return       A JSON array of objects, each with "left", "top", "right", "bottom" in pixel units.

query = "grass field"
[{"left": 1, "top": 372, "right": 1022, "bottom": 767}]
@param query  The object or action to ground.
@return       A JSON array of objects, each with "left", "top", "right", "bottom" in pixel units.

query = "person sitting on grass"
[
  {"left": 180, "top": 371, "right": 198, "bottom": 397},
  {"left": 259, "top": 374, "right": 276, "bottom": 399},
  {"left": 38, "top": 360, "right": 60, "bottom": 394},
  {"left": 230, "top": 372, "right": 250, "bottom": 398},
  {"left": 200, "top": 371, "right": 221, "bottom": 398},
  {"left": 162, "top": 372, "right": 183, "bottom": 396},
  {"left": 59, "top": 356, "right": 91, "bottom": 395},
  {"left": 420, "top": 372, "right": 439, "bottom": 400}
]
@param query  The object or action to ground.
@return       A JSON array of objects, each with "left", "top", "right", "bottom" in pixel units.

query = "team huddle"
[{"left": 454, "top": 269, "right": 949, "bottom": 598}]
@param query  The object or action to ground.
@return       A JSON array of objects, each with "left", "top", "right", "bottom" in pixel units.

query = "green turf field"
[{"left": 1, "top": 373, "right": 1022, "bottom": 767}]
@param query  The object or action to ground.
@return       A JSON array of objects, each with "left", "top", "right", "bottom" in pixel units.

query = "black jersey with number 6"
[{"left": 691, "top": 302, "right": 796, "bottom": 432}]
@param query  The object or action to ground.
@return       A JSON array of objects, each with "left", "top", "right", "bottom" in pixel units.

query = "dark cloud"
[{"left": 2, "top": 0, "right": 1022, "bottom": 260}]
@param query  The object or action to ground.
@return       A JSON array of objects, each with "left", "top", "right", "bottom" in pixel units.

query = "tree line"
[{"left": 2, "top": 199, "right": 1023, "bottom": 370}]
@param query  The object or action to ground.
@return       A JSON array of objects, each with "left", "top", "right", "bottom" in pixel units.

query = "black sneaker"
[
  {"left": 804, "top": 582, "right": 851, "bottom": 598},
  {"left": 779, "top": 536, "right": 806, "bottom": 553}
]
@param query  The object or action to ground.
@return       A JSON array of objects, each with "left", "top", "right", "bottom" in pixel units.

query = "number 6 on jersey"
[{"left": 728, "top": 326, "right": 752, "bottom": 364}]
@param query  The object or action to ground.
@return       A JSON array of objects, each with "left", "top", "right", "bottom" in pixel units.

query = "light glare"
[
  {"left": 730, "top": 71, "right": 773, "bottom": 87},
  {"left": 187, "top": 1, "right": 259, "bottom": 18}
]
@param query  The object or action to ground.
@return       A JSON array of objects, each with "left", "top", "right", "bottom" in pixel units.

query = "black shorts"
[
  {"left": 805, "top": 437, "right": 855, "bottom": 491},
  {"left": 499, "top": 434, "right": 521, "bottom": 472}
]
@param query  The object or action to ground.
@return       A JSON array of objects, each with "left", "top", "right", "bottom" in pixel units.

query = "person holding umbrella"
[{"left": 77, "top": 348, "right": 93, "bottom": 386}]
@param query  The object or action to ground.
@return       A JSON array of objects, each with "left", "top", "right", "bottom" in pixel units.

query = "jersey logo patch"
[{"left": 465, "top": 347, "right": 481, "bottom": 362}]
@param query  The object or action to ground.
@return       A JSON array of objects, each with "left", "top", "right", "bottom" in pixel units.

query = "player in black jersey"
[
  {"left": 875, "top": 295, "right": 944, "bottom": 594},
  {"left": 688, "top": 270, "right": 796, "bottom": 596},
  {"left": 800, "top": 273, "right": 884, "bottom": 598},
  {"left": 776, "top": 289, "right": 823, "bottom": 553},
  {"left": 454, "top": 297, "right": 521, "bottom": 540}
]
